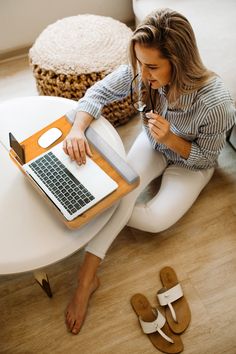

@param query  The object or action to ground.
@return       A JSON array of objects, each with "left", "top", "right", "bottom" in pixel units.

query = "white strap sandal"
[
  {"left": 139, "top": 308, "right": 174, "bottom": 343},
  {"left": 131, "top": 293, "right": 184, "bottom": 353},
  {"left": 158, "top": 267, "right": 191, "bottom": 334},
  {"left": 157, "top": 284, "right": 183, "bottom": 323}
]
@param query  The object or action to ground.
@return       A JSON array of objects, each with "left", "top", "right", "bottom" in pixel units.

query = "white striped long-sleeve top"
[{"left": 70, "top": 64, "right": 235, "bottom": 171}]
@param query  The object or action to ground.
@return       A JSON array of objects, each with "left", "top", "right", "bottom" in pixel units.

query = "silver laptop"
[{"left": 22, "top": 141, "right": 118, "bottom": 221}]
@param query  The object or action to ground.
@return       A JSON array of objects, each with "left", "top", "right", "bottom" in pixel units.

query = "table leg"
[{"left": 34, "top": 271, "right": 53, "bottom": 298}]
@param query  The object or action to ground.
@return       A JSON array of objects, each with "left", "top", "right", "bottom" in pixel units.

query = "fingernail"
[{"left": 145, "top": 113, "right": 151, "bottom": 118}]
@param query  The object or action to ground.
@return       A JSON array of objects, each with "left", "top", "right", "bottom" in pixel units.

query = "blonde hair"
[{"left": 129, "top": 8, "right": 214, "bottom": 103}]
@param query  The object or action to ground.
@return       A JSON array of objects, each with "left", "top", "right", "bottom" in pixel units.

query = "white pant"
[{"left": 85, "top": 131, "right": 214, "bottom": 259}]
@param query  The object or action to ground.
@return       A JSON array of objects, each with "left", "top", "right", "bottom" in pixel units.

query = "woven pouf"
[{"left": 29, "top": 14, "right": 136, "bottom": 126}]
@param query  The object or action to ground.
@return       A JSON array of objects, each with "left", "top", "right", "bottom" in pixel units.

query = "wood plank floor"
[{"left": 0, "top": 56, "right": 235, "bottom": 354}]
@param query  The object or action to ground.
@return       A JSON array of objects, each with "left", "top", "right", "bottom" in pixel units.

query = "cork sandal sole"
[{"left": 131, "top": 293, "right": 183, "bottom": 353}]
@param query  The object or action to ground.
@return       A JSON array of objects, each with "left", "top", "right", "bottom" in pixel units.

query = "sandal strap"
[
  {"left": 139, "top": 308, "right": 174, "bottom": 343},
  {"left": 157, "top": 284, "right": 183, "bottom": 322}
]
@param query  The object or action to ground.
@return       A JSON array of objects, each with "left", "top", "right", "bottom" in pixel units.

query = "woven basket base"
[{"left": 32, "top": 65, "right": 136, "bottom": 127}]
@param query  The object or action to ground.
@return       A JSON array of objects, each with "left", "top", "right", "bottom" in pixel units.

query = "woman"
[{"left": 64, "top": 9, "right": 235, "bottom": 334}]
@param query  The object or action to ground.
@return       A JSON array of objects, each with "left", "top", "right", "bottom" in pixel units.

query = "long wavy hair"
[{"left": 129, "top": 8, "right": 214, "bottom": 105}]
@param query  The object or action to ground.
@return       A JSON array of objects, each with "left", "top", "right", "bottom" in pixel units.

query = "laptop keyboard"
[{"left": 29, "top": 152, "right": 95, "bottom": 215}]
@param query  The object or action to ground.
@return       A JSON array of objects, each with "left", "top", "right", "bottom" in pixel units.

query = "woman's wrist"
[
  {"left": 165, "top": 132, "right": 192, "bottom": 159},
  {"left": 73, "top": 111, "right": 94, "bottom": 132}
]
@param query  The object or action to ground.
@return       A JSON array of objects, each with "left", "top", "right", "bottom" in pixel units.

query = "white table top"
[{"left": 0, "top": 96, "right": 126, "bottom": 274}]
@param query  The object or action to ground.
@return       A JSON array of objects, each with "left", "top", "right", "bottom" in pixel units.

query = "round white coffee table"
[{"left": 0, "top": 96, "right": 126, "bottom": 295}]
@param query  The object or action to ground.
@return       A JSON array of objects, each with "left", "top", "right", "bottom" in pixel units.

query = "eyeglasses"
[{"left": 130, "top": 73, "right": 155, "bottom": 113}]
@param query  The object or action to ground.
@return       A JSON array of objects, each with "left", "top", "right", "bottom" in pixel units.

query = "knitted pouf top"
[{"left": 29, "top": 14, "right": 132, "bottom": 75}]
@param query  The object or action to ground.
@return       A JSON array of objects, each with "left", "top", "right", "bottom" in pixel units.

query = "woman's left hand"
[{"left": 146, "top": 111, "right": 172, "bottom": 144}]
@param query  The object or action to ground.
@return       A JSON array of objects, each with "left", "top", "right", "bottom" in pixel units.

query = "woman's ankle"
[
  {"left": 78, "top": 272, "right": 99, "bottom": 289},
  {"left": 77, "top": 252, "right": 101, "bottom": 287}
]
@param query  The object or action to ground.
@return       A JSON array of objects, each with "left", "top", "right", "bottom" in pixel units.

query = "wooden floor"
[{"left": 0, "top": 56, "right": 236, "bottom": 354}]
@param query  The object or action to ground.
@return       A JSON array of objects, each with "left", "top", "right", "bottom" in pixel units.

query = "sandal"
[
  {"left": 157, "top": 267, "right": 191, "bottom": 334},
  {"left": 131, "top": 293, "right": 183, "bottom": 353}
]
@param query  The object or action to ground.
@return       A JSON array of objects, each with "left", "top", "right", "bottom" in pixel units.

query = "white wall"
[{"left": 0, "top": 0, "right": 134, "bottom": 54}]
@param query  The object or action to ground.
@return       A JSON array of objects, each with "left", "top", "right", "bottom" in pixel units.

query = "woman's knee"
[
  {"left": 128, "top": 204, "right": 176, "bottom": 233},
  {"left": 129, "top": 166, "right": 215, "bottom": 233}
]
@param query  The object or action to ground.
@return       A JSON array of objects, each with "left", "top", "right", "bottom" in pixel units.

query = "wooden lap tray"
[{"left": 9, "top": 115, "right": 139, "bottom": 229}]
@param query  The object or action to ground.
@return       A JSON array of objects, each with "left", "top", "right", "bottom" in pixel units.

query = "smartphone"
[{"left": 9, "top": 132, "right": 25, "bottom": 164}]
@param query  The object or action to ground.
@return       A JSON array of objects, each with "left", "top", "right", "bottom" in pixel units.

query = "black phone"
[{"left": 9, "top": 132, "right": 25, "bottom": 164}]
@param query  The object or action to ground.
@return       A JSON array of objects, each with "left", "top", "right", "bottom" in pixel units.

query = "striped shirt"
[{"left": 71, "top": 64, "right": 235, "bottom": 171}]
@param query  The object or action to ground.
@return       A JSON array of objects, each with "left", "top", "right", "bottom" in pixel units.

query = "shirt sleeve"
[
  {"left": 186, "top": 101, "right": 235, "bottom": 168},
  {"left": 66, "top": 64, "right": 133, "bottom": 123}
]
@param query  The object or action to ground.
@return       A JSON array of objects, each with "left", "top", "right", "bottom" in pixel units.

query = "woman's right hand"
[{"left": 63, "top": 125, "right": 93, "bottom": 165}]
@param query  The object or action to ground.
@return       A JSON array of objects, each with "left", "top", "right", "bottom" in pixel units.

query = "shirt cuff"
[
  {"left": 65, "top": 100, "right": 102, "bottom": 124},
  {"left": 185, "top": 142, "right": 200, "bottom": 165},
  {"left": 75, "top": 99, "right": 102, "bottom": 119}
]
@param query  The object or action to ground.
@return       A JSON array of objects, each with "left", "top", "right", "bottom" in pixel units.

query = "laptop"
[{"left": 9, "top": 132, "right": 118, "bottom": 221}]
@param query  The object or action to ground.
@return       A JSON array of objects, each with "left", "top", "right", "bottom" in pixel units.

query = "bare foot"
[{"left": 65, "top": 275, "right": 100, "bottom": 334}]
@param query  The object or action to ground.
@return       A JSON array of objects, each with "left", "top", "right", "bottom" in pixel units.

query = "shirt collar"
[{"left": 158, "top": 86, "right": 198, "bottom": 112}]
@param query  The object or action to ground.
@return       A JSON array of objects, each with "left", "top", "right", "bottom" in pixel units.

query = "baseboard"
[{"left": 0, "top": 46, "right": 31, "bottom": 63}]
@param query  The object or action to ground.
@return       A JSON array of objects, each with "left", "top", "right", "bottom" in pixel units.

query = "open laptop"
[{"left": 9, "top": 132, "right": 118, "bottom": 221}]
